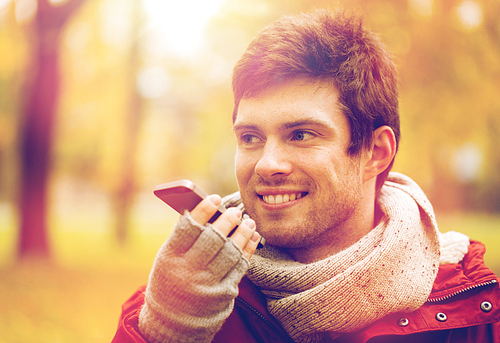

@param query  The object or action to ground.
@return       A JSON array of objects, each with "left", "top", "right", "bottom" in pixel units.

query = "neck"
[{"left": 285, "top": 178, "right": 378, "bottom": 264}]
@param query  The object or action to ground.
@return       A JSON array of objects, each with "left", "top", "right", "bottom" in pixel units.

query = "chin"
[{"left": 256, "top": 221, "right": 317, "bottom": 249}]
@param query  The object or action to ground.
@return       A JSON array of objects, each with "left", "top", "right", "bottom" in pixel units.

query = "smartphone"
[{"left": 154, "top": 180, "right": 264, "bottom": 248}]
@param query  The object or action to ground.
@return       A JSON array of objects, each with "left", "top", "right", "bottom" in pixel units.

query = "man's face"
[{"left": 234, "top": 79, "right": 365, "bottom": 249}]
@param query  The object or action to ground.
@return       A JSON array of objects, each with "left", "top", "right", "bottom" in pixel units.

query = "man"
[{"left": 113, "top": 9, "right": 500, "bottom": 342}]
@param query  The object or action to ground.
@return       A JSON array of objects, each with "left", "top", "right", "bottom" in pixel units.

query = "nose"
[{"left": 254, "top": 140, "right": 293, "bottom": 178}]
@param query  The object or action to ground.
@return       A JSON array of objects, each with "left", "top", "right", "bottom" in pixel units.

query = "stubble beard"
[{"left": 242, "top": 166, "right": 363, "bottom": 250}]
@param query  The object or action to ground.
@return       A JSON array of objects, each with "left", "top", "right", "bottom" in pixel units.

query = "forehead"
[{"left": 234, "top": 78, "right": 346, "bottom": 129}]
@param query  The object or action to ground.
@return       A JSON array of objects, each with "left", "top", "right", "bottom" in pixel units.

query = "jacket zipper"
[
  {"left": 235, "top": 297, "right": 295, "bottom": 343},
  {"left": 426, "top": 279, "right": 498, "bottom": 303}
]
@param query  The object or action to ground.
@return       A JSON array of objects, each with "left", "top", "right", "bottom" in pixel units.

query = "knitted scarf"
[{"left": 246, "top": 173, "right": 444, "bottom": 342}]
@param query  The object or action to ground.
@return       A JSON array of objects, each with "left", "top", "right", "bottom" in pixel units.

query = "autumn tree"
[
  {"left": 113, "top": 0, "right": 144, "bottom": 244},
  {"left": 18, "top": 0, "right": 86, "bottom": 259}
]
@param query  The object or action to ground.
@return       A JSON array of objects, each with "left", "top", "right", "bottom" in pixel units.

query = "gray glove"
[{"left": 138, "top": 212, "right": 250, "bottom": 343}]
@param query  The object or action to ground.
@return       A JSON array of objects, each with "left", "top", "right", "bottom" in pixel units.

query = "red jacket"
[{"left": 112, "top": 241, "right": 500, "bottom": 342}]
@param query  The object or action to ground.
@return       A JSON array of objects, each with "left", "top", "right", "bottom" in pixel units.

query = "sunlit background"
[{"left": 0, "top": 0, "right": 499, "bottom": 341}]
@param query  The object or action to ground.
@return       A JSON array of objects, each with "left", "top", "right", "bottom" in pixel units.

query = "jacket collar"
[
  {"left": 339, "top": 240, "right": 500, "bottom": 342},
  {"left": 428, "top": 240, "right": 499, "bottom": 302}
]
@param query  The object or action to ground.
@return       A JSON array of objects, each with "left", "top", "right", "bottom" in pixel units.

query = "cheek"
[
  {"left": 298, "top": 149, "right": 335, "bottom": 174},
  {"left": 234, "top": 150, "right": 252, "bottom": 183},
  {"left": 303, "top": 151, "right": 357, "bottom": 184}
]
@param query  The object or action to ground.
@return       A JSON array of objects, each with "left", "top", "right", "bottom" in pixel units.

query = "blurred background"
[{"left": 0, "top": 0, "right": 499, "bottom": 341}]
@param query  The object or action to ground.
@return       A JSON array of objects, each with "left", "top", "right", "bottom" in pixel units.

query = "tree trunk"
[
  {"left": 18, "top": 0, "right": 86, "bottom": 260},
  {"left": 113, "top": 0, "right": 144, "bottom": 245}
]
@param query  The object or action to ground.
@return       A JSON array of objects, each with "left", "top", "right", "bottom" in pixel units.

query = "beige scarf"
[{"left": 246, "top": 173, "right": 443, "bottom": 342}]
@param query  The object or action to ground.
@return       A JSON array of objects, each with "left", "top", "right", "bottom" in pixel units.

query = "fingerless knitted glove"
[{"left": 138, "top": 212, "right": 250, "bottom": 343}]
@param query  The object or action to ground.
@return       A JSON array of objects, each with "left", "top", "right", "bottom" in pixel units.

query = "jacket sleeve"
[
  {"left": 111, "top": 285, "right": 148, "bottom": 343},
  {"left": 111, "top": 284, "right": 262, "bottom": 343},
  {"left": 111, "top": 279, "right": 284, "bottom": 343}
]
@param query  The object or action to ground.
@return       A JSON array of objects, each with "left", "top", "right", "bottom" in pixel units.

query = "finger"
[
  {"left": 229, "top": 219, "right": 260, "bottom": 260},
  {"left": 229, "top": 218, "right": 255, "bottom": 249},
  {"left": 190, "top": 194, "right": 221, "bottom": 225},
  {"left": 211, "top": 207, "right": 242, "bottom": 237},
  {"left": 242, "top": 232, "right": 261, "bottom": 260}
]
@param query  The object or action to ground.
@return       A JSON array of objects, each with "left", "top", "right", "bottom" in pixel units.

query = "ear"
[{"left": 362, "top": 126, "right": 396, "bottom": 183}]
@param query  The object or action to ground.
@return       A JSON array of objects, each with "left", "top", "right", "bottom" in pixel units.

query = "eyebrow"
[
  {"left": 233, "top": 118, "right": 333, "bottom": 132},
  {"left": 281, "top": 118, "right": 332, "bottom": 130}
]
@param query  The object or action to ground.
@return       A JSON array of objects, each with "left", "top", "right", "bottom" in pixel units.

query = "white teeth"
[{"left": 262, "top": 193, "right": 304, "bottom": 204}]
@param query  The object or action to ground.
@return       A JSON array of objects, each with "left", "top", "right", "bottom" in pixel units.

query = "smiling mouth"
[{"left": 260, "top": 193, "right": 307, "bottom": 205}]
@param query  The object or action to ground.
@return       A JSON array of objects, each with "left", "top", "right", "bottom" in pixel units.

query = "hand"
[
  {"left": 190, "top": 194, "right": 261, "bottom": 260},
  {"left": 139, "top": 193, "right": 260, "bottom": 342}
]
